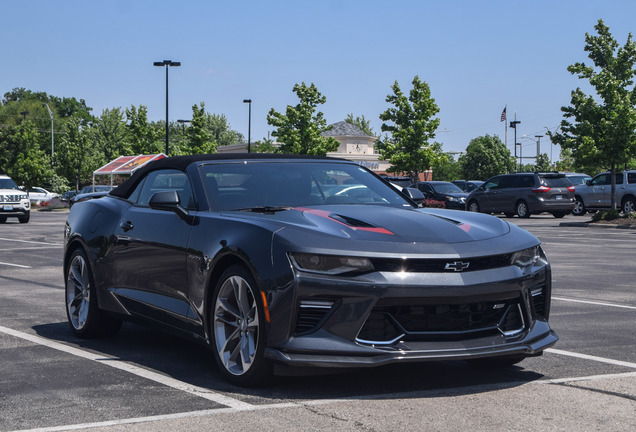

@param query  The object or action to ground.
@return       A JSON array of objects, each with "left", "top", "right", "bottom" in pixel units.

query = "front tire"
[
  {"left": 65, "top": 248, "right": 122, "bottom": 338},
  {"left": 551, "top": 211, "right": 567, "bottom": 218},
  {"left": 18, "top": 212, "right": 30, "bottom": 223},
  {"left": 210, "top": 265, "right": 271, "bottom": 386},
  {"left": 516, "top": 200, "right": 530, "bottom": 218}
]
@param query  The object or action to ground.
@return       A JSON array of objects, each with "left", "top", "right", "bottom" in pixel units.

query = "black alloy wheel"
[{"left": 210, "top": 265, "right": 271, "bottom": 386}]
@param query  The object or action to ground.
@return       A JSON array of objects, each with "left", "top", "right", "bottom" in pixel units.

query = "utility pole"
[
  {"left": 535, "top": 135, "right": 543, "bottom": 168},
  {"left": 509, "top": 115, "right": 521, "bottom": 172}
]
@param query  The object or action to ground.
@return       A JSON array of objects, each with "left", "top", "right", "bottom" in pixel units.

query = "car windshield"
[
  {"left": 199, "top": 161, "right": 413, "bottom": 211},
  {"left": 0, "top": 178, "right": 19, "bottom": 189},
  {"left": 431, "top": 182, "right": 464, "bottom": 194}
]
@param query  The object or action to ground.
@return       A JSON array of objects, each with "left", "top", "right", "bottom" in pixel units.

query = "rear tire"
[
  {"left": 572, "top": 197, "right": 586, "bottom": 216},
  {"left": 210, "top": 265, "right": 271, "bottom": 386},
  {"left": 516, "top": 200, "right": 530, "bottom": 218},
  {"left": 504, "top": 213, "right": 515, "bottom": 218},
  {"left": 0, "top": 216, "right": 6, "bottom": 223},
  {"left": 65, "top": 248, "right": 122, "bottom": 338},
  {"left": 467, "top": 200, "right": 480, "bottom": 213},
  {"left": 622, "top": 196, "right": 635, "bottom": 214}
]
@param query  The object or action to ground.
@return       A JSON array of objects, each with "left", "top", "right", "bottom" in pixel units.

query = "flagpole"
[{"left": 504, "top": 105, "right": 508, "bottom": 150}]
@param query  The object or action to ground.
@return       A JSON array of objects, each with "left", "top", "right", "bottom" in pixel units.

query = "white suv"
[{"left": 0, "top": 175, "right": 31, "bottom": 223}]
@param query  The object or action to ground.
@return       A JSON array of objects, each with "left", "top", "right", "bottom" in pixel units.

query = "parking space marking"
[
  {"left": 539, "top": 371, "right": 636, "bottom": 385},
  {"left": 0, "top": 237, "right": 63, "bottom": 246},
  {"left": 0, "top": 325, "right": 253, "bottom": 410},
  {"left": 0, "top": 261, "right": 32, "bottom": 269},
  {"left": 553, "top": 296, "right": 636, "bottom": 310},
  {"left": 547, "top": 348, "right": 636, "bottom": 369}
]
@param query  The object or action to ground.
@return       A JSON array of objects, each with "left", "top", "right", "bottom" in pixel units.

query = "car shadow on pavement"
[{"left": 33, "top": 321, "right": 545, "bottom": 402}]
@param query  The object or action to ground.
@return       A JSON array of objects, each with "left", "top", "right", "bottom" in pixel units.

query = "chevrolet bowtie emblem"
[{"left": 444, "top": 261, "right": 470, "bottom": 272}]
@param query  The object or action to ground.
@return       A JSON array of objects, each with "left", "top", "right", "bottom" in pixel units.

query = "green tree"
[
  {"left": 549, "top": 19, "right": 636, "bottom": 210},
  {"left": 55, "top": 115, "right": 100, "bottom": 190},
  {"left": 345, "top": 113, "right": 375, "bottom": 136},
  {"left": 126, "top": 105, "right": 161, "bottom": 155},
  {"left": 379, "top": 76, "right": 442, "bottom": 184},
  {"left": 92, "top": 108, "right": 130, "bottom": 162},
  {"left": 252, "top": 137, "right": 277, "bottom": 153},
  {"left": 535, "top": 153, "right": 551, "bottom": 172},
  {"left": 267, "top": 82, "right": 339, "bottom": 155},
  {"left": 432, "top": 152, "right": 461, "bottom": 181},
  {"left": 0, "top": 122, "right": 50, "bottom": 189},
  {"left": 206, "top": 113, "right": 244, "bottom": 147},
  {"left": 555, "top": 147, "right": 575, "bottom": 172},
  {"left": 184, "top": 102, "right": 216, "bottom": 154},
  {"left": 459, "top": 135, "right": 515, "bottom": 180}
]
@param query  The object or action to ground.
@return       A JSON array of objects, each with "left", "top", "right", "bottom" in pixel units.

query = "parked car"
[
  {"left": 27, "top": 187, "right": 57, "bottom": 205},
  {"left": 572, "top": 170, "right": 636, "bottom": 215},
  {"left": 413, "top": 181, "right": 468, "bottom": 210},
  {"left": 60, "top": 190, "right": 77, "bottom": 202},
  {"left": 452, "top": 180, "right": 484, "bottom": 193},
  {"left": 467, "top": 172, "right": 575, "bottom": 218},
  {"left": 64, "top": 154, "right": 557, "bottom": 385},
  {"left": 563, "top": 172, "right": 592, "bottom": 186},
  {"left": 0, "top": 174, "right": 30, "bottom": 223},
  {"left": 69, "top": 185, "right": 112, "bottom": 208}
]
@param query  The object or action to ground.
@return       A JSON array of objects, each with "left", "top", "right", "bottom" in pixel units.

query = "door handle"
[{"left": 120, "top": 221, "right": 134, "bottom": 232}]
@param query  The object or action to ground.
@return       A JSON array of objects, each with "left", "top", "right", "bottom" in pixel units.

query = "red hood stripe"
[{"left": 295, "top": 207, "right": 395, "bottom": 235}]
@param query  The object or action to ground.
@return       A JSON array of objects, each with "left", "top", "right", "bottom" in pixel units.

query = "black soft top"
[{"left": 110, "top": 153, "right": 345, "bottom": 199}]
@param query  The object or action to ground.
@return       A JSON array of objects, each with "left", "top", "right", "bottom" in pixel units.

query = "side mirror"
[
  {"left": 402, "top": 187, "right": 425, "bottom": 205},
  {"left": 149, "top": 190, "right": 191, "bottom": 221},
  {"left": 585, "top": 180, "right": 592, "bottom": 186}
]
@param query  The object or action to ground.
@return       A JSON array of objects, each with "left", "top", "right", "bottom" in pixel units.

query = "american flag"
[{"left": 500, "top": 107, "right": 507, "bottom": 122}]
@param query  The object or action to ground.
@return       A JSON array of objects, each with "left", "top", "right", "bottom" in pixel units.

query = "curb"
[{"left": 560, "top": 221, "right": 636, "bottom": 229}]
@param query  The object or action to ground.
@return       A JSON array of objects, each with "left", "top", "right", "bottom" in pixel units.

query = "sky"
[{"left": 2, "top": 0, "right": 636, "bottom": 162}]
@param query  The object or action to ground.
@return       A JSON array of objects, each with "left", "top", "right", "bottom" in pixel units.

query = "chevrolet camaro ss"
[{"left": 64, "top": 154, "right": 558, "bottom": 385}]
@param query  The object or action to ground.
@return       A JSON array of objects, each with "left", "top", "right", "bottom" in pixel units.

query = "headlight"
[
  {"left": 20, "top": 194, "right": 28, "bottom": 200},
  {"left": 446, "top": 196, "right": 460, "bottom": 202},
  {"left": 289, "top": 253, "right": 374, "bottom": 275},
  {"left": 511, "top": 246, "right": 541, "bottom": 268}
]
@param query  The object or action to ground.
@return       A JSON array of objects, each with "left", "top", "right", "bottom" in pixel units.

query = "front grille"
[
  {"left": 356, "top": 298, "right": 525, "bottom": 345},
  {"left": 0, "top": 195, "right": 21, "bottom": 203},
  {"left": 370, "top": 254, "right": 511, "bottom": 273}
]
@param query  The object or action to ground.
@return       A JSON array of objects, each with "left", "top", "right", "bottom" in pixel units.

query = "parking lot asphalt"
[{"left": 1, "top": 210, "right": 635, "bottom": 432}]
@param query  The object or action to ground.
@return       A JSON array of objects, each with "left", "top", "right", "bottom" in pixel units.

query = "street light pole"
[
  {"left": 243, "top": 99, "right": 252, "bottom": 153},
  {"left": 43, "top": 104, "right": 54, "bottom": 168},
  {"left": 509, "top": 116, "right": 521, "bottom": 171},
  {"left": 154, "top": 60, "right": 181, "bottom": 155}
]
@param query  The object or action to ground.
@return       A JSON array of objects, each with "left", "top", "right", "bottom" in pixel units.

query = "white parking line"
[
  {"left": 552, "top": 296, "right": 636, "bottom": 310},
  {"left": 547, "top": 348, "right": 636, "bottom": 369},
  {"left": 0, "top": 261, "right": 32, "bottom": 269},
  {"left": 0, "top": 237, "right": 63, "bottom": 246},
  {"left": 0, "top": 325, "right": 253, "bottom": 410},
  {"left": 539, "top": 371, "right": 636, "bottom": 385}
]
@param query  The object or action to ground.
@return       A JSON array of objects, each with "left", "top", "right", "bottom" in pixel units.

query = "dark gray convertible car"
[{"left": 64, "top": 154, "right": 558, "bottom": 385}]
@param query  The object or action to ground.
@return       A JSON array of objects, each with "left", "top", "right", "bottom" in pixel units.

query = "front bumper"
[
  {"left": 266, "top": 321, "right": 558, "bottom": 367},
  {"left": 265, "top": 257, "right": 556, "bottom": 368}
]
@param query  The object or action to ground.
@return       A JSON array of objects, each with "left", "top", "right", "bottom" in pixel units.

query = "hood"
[{"left": 227, "top": 205, "right": 510, "bottom": 244}]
